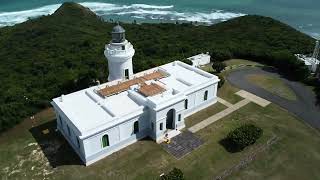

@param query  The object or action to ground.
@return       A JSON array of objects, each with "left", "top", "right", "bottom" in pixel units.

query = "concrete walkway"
[
  {"left": 236, "top": 90, "right": 270, "bottom": 107},
  {"left": 217, "top": 97, "right": 233, "bottom": 107},
  {"left": 188, "top": 98, "right": 250, "bottom": 133}
]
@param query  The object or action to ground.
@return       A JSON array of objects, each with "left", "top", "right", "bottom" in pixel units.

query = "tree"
[
  {"left": 212, "top": 61, "right": 226, "bottom": 73},
  {"left": 271, "top": 50, "right": 310, "bottom": 80},
  {"left": 211, "top": 49, "right": 233, "bottom": 61}
]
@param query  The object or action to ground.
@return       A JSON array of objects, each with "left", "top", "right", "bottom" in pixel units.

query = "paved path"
[
  {"left": 161, "top": 131, "right": 203, "bottom": 159},
  {"left": 227, "top": 67, "right": 320, "bottom": 130},
  {"left": 217, "top": 97, "right": 233, "bottom": 107},
  {"left": 236, "top": 90, "right": 270, "bottom": 107},
  {"left": 189, "top": 99, "right": 251, "bottom": 133}
]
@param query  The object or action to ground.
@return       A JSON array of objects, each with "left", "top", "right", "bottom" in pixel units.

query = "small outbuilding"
[{"left": 187, "top": 53, "right": 211, "bottom": 67}]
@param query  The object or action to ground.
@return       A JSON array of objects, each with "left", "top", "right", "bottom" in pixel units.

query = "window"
[
  {"left": 122, "top": 45, "right": 125, "bottom": 50},
  {"left": 151, "top": 122, "right": 154, "bottom": 130},
  {"left": 204, "top": 90, "right": 208, "bottom": 101},
  {"left": 178, "top": 114, "right": 181, "bottom": 121},
  {"left": 160, "top": 123, "right": 163, "bottom": 130},
  {"left": 124, "top": 69, "right": 129, "bottom": 79},
  {"left": 102, "top": 134, "right": 109, "bottom": 148},
  {"left": 133, "top": 121, "right": 139, "bottom": 134},
  {"left": 184, "top": 99, "right": 188, "bottom": 109}
]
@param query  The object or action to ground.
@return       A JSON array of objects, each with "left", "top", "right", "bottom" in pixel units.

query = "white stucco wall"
[
  {"left": 54, "top": 108, "right": 85, "bottom": 160},
  {"left": 105, "top": 41, "right": 135, "bottom": 81},
  {"left": 188, "top": 53, "right": 211, "bottom": 67},
  {"left": 184, "top": 83, "right": 216, "bottom": 113},
  {"left": 80, "top": 112, "right": 149, "bottom": 164},
  {"left": 153, "top": 99, "right": 185, "bottom": 138}
]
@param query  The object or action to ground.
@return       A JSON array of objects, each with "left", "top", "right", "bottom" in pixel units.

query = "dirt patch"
[{"left": 3, "top": 140, "right": 62, "bottom": 179}]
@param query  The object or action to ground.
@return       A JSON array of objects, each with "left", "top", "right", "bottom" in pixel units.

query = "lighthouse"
[{"left": 104, "top": 24, "right": 135, "bottom": 81}]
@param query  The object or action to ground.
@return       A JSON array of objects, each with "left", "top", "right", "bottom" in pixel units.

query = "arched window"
[
  {"left": 102, "top": 134, "right": 109, "bottom": 148},
  {"left": 204, "top": 90, "right": 208, "bottom": 101},
  {"left": 133, "top": 121, "right": 139, "bottom": 134},
  {"left": 184, "top": 99, "right": 188, "bottom": 109}
]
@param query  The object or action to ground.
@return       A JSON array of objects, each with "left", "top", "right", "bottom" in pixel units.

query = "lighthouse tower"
[{"left": 105, "top": 24, "right": 135, "bottom": 81}]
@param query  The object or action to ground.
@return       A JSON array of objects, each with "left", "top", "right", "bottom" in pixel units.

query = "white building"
[
  {"left": 296, "top": 40, "right": 320, "bottom": 73},
  {"left": 188, "top": 53, "right": 211, "bottom": 67},
  {"left": 295, "top": 55, "right": 319, "bottom": 72},
  {"left": 51, "top": 24, "right": 220, "bottom": 166}
]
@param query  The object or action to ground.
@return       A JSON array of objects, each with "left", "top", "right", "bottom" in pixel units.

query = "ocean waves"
[
  {"left": 0, "top": 2, "right": 246, "bottom": 27},
  {"left": 0, "top": 4, "right": 61, "bottom": 26}
]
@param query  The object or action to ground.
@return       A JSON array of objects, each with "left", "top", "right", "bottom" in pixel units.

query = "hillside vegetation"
[{"left": 0, "top": 2, "right": 315, "bottom": 132}]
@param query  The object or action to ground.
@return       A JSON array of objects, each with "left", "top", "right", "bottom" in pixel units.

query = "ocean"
[{"left": 0, "top": 0, "right": 319, "bottom": 38}]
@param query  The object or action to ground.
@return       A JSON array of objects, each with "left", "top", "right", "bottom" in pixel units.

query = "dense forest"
[{"left": 0, "top": 2, "right": 316, "bottom": 132}]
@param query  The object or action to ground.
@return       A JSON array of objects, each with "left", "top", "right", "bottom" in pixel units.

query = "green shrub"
[
  {"left": 160, "top": 168, "right": 184, "bottom": 180},
  {"left": 212, "top": 61, "right": 226, "bottom": 73},
  {"left": 221, "top": 124, "right": 263, "bottom": 152}
]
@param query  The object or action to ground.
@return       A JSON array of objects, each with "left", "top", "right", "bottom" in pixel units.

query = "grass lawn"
[
  {"left": 246, "top": 74, "right": 297, "bottom": 101},
  {"left": 198, "top": 59, "right": 252, "bottom": 104},
  {"left": 1, "top": 62, "right": 320, "bottom": 179},
  {"left": 1, "top": 101, "right": 320, "bottom": 179},
  {"left": 218, "top": 68, "right": 244, "bottom": 104},
  {"left": 224, "top": 59, "right": 263, "bottom": 67},
  {"left": 217, "top": 79, "right": 243, "bottom": 104},
  {"left": 185, "top": 102, "right": 227, "bottom": 128},
  {"left": 200, "top": 63, "right": 213, "bottom": 73}
]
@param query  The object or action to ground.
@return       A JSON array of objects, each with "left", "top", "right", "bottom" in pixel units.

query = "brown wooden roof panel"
[
  {"left": 97, "top": 70, "right": 167, "bottom": 97},
  {"left": 138, "top": 83, "right": 166, "bottom": 97}
]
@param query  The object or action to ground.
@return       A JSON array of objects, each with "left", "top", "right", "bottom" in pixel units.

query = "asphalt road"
[{"left": 227, "top": 67, "right": 320, "bottom": 130}]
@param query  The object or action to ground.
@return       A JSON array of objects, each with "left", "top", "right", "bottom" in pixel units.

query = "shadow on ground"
[
  {"left": 219, "top": 138, "right": 240, "bottom": 153},
  {"left": 29, "top": 120, "right": 83, "bottom": 168}
]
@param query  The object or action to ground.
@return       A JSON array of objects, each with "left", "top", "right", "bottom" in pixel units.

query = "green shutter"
[{"left": 102, "top": 135, "right": 109, "bottom": 147}]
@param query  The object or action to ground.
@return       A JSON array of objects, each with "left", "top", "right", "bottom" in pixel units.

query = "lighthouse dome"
[
  {"left": 111, "top": 24, "right": 126, "bottom": 43},
  {"left": 112, "top": 25, "right": 125, "bottom": 33}
]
